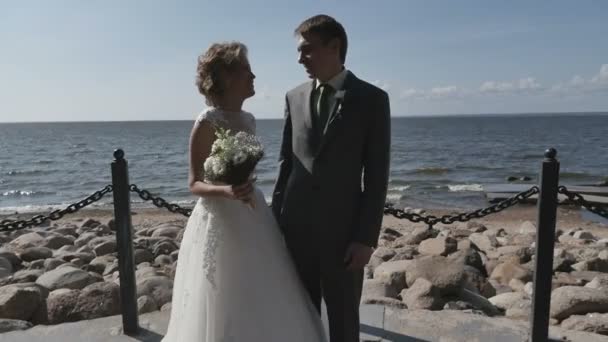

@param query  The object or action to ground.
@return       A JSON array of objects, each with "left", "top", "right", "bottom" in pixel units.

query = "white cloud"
[
  {"left": 397, "top": 64, "right": 607, "bottom": 103},
  {"left": 479, "top": 77, "right": 541, "bottom": 94},
  {"left": 372, "top": 80, "right": 391, "bottom": 92},
  {"left": 591, "top": 64, "right": 608, "bottom": 84}
]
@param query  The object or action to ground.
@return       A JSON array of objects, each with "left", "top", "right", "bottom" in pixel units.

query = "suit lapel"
[{"left": 315, "top": 71, "right": 357, "bottom": 157}]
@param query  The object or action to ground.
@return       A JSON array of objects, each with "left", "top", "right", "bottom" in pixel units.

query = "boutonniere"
[{"left": 333, "top": 90, "right": 347, "bottom": 119}]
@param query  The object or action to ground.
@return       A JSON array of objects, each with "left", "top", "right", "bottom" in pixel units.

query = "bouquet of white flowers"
[{"left": 203, "top": 128, "right": 264, "bottom": 186}]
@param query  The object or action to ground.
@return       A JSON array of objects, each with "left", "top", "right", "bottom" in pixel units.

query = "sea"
[{"left": 1, "top": 113, "right": 607, "bottom": 213}]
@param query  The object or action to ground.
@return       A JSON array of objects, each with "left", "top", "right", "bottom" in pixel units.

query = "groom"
[{"left": 272, "top": 14, "right": 391, "bottom": 342}]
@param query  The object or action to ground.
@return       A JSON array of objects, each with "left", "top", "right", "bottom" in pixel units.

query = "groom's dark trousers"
[{"left": 272, "top": 71, "right": 391, "bottom": 342}]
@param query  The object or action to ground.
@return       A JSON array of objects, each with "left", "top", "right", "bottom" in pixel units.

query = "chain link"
[
  {"left": 384, "top": 186, "right": 540, "bottom": 228},
  {"left": 558, "top": 186, "right": 608, "bottom": 219},
  {"left": 129, "top": 184, "right": 192, "bottom": 217},
  {"left": 0, "top": 185, "right": 114, "bottom": 232}
]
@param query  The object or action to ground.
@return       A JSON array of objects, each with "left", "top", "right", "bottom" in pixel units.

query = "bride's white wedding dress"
[{"left": 162, "top": 108, "right": 326, "bottom": 342}]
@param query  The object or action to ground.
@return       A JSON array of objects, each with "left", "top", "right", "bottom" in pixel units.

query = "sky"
[{"left": 1, "top": 0, "right": 607, "bottom": 122}]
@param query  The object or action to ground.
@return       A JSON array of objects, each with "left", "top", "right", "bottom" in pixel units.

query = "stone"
[
  {"left": 586, "top": 277, "right": 608, "bottom": 290},
  {"left": 458, "top": 288, "right": 501, "bottom": 316},
  {"left": 42, "top": 235, "right": 74, "bottom": 249},
  {"left": 571, "top": 258, "right": 608, "bottom": 273},
  {"left": 134, "top": 249, "right": 155, "bottom": 264},
  {"left": 519, "top": 221, "right": 537, "bottom": 235},
  {"left": 71, "top": 282, "right": 120, "bottom": 320},
  {"left": 573, "top": 231, "right": 595, "bottom": 240},
  {"left": 136, "top": 276, "right": 173, "bottom": 308},
  {"left": 151, "top": 225, "right": 183, "bottom": 239},
  {"left": 0, "top": 285, "right": 42, "bottom": 320},
  {"left": 361, "top": 296, "right": 407, "bottom": 309},
  {"left": 93, "top": 241, "right": 117, "bottom": 256},
  {"left": 3, "top": 269, "right": 43, "bottom": 285},
  {"left": 468, "top": 233, "right": 498, "bottom": 253},
  {"left": 363, "top": 279, "right": 398, "bottom": 299},
  {"left": 0, "top": 250, "right": 21, "bottom": 269},
  {"left": 490, "top": 260, "right": 533, "bottom": 285},
  {"left": 401, "top": 278, "right": 442, "bottom": 310},
  {"left": 418, "top": 236, "right": 457, "bottom": 256},
  {"left": 138, "top": 295, "right": 158, "bottom": 314},
  {"left": 36, "top": 266, "right": 96, "bottom": 291},
  {"left": 80, "top": 219, "right": 101, "bottom": 229},
  {"left": 0, "top": 258, "right": 13, "bottom": 279},
  {"left": 393, "top": 227, "right": 438, "bottom": 247},
  {"left": 372, "top": 260, "right": 412, "bottom": 292},
  {"left": 561, "top": 313, "right": 608, "bottom": 335},
  {"left": 8, "top": 233, "right": 45, "bottom": 252},
  {"left": 550, "top": 286, "right": 608, "bottom": 320},
  {"left": 46, "top": 289, "right": 80, "bottom": 324},
  {"left": 153, "top": 240, "right": 179, "bottom": 257},
  {"left": 0, "top": 319, "right": 33, "bottom": 333},
  {"left": 43, "top": 258, "right": 66, "bottom": 272},
  {"left": 19, "top": 247, "right": 53, "bottom": 262},
  {"left": 405, "top": 255, "right": 465, "bottom": 296},
  {"left": 489, "top": 292, "right": 528, "bottom": 311}
]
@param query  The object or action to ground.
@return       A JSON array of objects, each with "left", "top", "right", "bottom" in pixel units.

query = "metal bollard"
[
  {"left": 529, "top": 148, "right": 560, "bottom": 342},
  {"left": 111, "top": 149, "right": 139, "bottom": 335}
]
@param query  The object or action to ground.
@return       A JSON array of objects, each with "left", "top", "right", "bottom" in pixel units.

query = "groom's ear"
[{"left": 327, "top": 37, "right": 341, "bottom": 52}]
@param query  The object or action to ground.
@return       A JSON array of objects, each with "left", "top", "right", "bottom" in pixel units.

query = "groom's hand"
[{"left": 344, "top": 242, "right": 373, "bottom": 271}]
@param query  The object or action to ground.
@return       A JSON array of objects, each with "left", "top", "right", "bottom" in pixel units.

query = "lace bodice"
[{"left": 196, "top": 108, "right": 256, "bottom": 135}]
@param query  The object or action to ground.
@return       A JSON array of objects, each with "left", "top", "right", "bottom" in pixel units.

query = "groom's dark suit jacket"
[{"left": 271, "top": 71, "right": 391, "bottom": 255}]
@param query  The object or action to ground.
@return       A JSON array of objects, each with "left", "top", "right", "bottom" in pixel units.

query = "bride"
[{"left": 161, "top": 42, "right": 326, "bottom": 341}]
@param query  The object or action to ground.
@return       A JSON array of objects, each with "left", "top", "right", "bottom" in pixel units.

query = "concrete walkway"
[{"left": 1, "top": 304, "right": 607, "bottom": 342}]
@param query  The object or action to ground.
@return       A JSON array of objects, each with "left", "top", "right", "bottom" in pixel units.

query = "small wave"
[
  {"left": 560, "top": 171, "right": 592, "bottom": 179},
  {"left": 386, "top": 193, "right": 404, "bottom": 202},
  {"left": 447, "top": 184, "right": 484, "bottom": 192},
  {"left": 388, "top": 185, "right": 411, "bottom": 192},
  {"left": 414, "top": 167, "right": 450, "bottom": 175},
  {"left": 2, "top": 190, "right": 39, "bottom": 197},
  {"left": 5, "top": 169, "right": 48, "bottom": 176}
]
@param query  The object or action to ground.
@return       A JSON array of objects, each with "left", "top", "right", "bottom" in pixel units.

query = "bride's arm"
[{"left": 188, "top": 120, "right": 253, "bottom": 201}]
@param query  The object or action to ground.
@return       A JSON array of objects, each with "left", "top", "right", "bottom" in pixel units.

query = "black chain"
[
  {"left": 0, "top": 185, "right": 114, "bottom": 232},
  {"left": 558, "top": 186, "right": 608, "bottom": 219},
  {"left": 129, "top": 184, "right": 192, "bottom": 217},
  {"left": 384, "top": 186, "right": 540, "bottom": 228}
]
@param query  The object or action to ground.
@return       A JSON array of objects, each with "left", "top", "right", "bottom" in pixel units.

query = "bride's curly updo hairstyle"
[{"left": 196, "top": 41, "right": 248, "bottom": 106}]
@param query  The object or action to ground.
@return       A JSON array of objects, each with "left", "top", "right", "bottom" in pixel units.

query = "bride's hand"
[{"left": 222, "top": 180, "right": 255, "bottom": 202}]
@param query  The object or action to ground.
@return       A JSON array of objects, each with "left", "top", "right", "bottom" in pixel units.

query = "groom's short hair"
[{"left": 295, "top": 14, "right": 348, "bottom": 64}]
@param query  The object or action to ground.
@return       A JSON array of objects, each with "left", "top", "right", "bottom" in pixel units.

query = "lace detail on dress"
[{"left": 195, "top": 108, "right": 256, "bottom": 289}]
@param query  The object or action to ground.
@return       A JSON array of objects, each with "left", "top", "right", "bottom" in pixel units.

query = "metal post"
[
  {"left": 111, "top": 149, "right": 139, "bottom": 335},
  {"left": 529, "top": 148, "right": 559, "bottom": 342}
]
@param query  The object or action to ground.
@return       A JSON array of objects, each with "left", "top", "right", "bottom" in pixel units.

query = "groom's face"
[{"left": 297, "top": 33, "right": 338, "bottom": 80}]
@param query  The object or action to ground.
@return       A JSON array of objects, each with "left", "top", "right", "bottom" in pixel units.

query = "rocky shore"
[{"left": 1, "top": 205, "right": 607, "bottom": 338}]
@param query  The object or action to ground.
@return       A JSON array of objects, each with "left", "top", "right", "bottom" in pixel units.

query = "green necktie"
[{"left": 316, "top": 84, "right": 333, "bottom": 134}]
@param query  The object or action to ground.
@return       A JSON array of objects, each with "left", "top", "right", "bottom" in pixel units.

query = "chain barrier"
[
  {"left": 558, "top": 186, "right": 608, "bottom": 219},
  {"left": 384, "top": 186, "right": 540, "bottom": 229},
  {"left": 129, "top": 184, "right": 192, "bottom": 217},
  {"left": 0, "top": 185, "right": 114, "bottom": 233}
]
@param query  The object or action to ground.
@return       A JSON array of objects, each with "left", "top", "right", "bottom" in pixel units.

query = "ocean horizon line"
[{"left": 1, "top": 111, "right": 607, "bottom": 124}]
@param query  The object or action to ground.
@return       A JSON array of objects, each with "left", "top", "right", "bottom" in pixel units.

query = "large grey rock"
[
  {"left": 136, "top": 276, "right": 173, "bottom": 308},
  {"left": 468, "top": 232, "right": 498, "bottom": 252},
  {"left": 490, "top": 260, "right": 533, "bottom": 285},
  {"left": 19, "top": 247, "right": 53, "bottom": 262},
  {"left": 73, "top": 233, "right": 98, "bottom": 248},
  {"left": 0, "top": 250, "right": 21, "bottom": 269},
  {"left": 46, "top": 289, "right": 80, "bottom": 324},
  {"left": 150, "top": 225, "right": 182, "bottom": 239},
  {"left": 550, "top": 286, "right": 608, "bottom": 320},
  {"left": 405, "top": 255, "right": 465, "bottom": 295},
  {"left": 571, "top": 258, "right": 608, "bottom": 273},
  {"left": 0, "top": 319, "right": 32, "bottom": 333},
  {"left": 42, "top": 235, "right": 74, "bottom": 250},
  {"left": 1, "top": 269, "right": 43, "bottom": 286},
  {"left": 134, "top": 249, "right": 155, "bottom": 265},
  {"left": 363, "top": 279, "right": 398, "bottom": 299},
  {"left": 0, "top": 258, "right": 13, "bottom": 279},
  {"left": 137, "top": 295, "right": 158, "bottom": 314},
  {"left": 35, "top": 266, "right": 96, "bottom": 291},
  {"left": 458, "top": 288, "right": 501, "bottom": 316},
  {"left": 7, "top": 233, "right": 45, "bottom": 252},
  {"left": 152, "top": 240, "right": 179, "bottom": 257},
  {"left": 561, "top": 313, "right": 608, "bottom": 336},
  {"left": 586, "top": 277, "right": 608, "bottom": 290},
  {"left": 0, "top": 285, "right": 42, "bottom": 320},
  {"left": 393, "top": 227, "right": 437, "bottom": 247},
  {"left": 418, "top": 236, "right": 457, "bottom": 256},
  {"left": 489, "top": 292, "right": 528, "bottom": 311},
  {"left": 519, "top": 221, "right": 537, "bottom": 235},
  {"left": 372, "top": 260, "right": 412, "bottom": 292},
  {"left": 43, "top": 258, "right": 65, "bottom": 272},
  {"left": 93, "top": 241, "right": 116, "bottom": 256},
  {"left": 401, "top": 278, "right": 442, "bottom": 310},
  {"left": 71, "top": 282, "right": 120, "bottom": 320}
]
